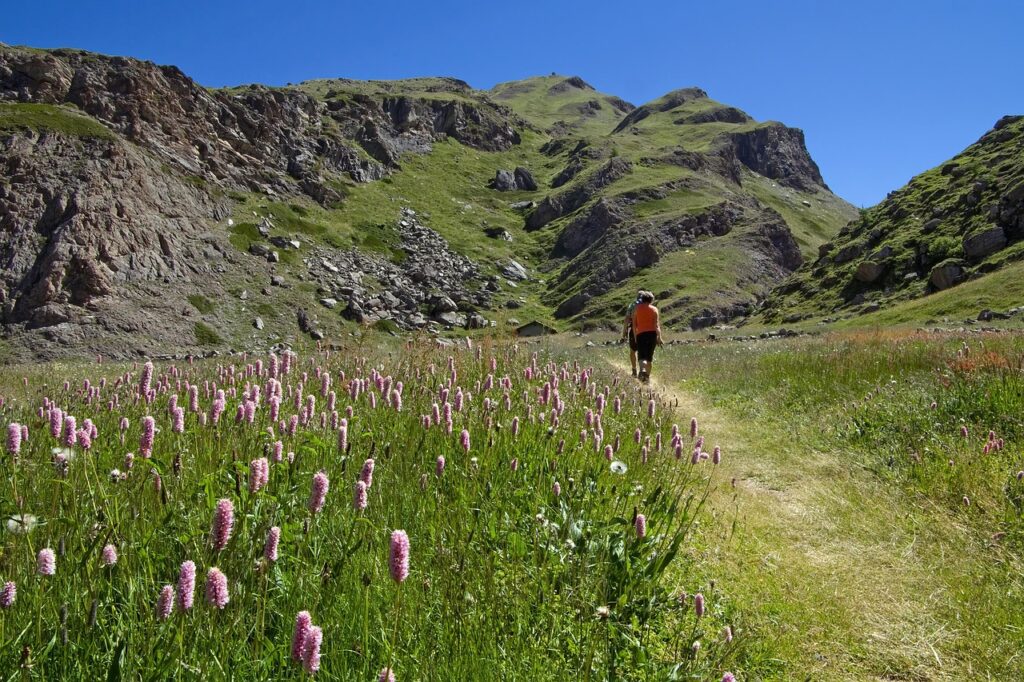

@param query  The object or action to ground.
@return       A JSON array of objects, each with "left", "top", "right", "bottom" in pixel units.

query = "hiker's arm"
[{"left": 655, "top": 309, "right": 663, "bottom": 344}]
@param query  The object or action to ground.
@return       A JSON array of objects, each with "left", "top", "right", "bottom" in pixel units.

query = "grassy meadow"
[
  {"left": 0, "top": 338, "right": 738, "bottom": 680},
  {"left": 636, "top": 330, "right": 1024, "bottom": 679}
]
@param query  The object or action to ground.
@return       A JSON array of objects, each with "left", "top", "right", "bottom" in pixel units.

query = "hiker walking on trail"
[
  {"left": 631, "top": 291, "right": 662, "bottom": 382},
  {"left": 621, "top": 291, "right": 643, "bottom": 377}
]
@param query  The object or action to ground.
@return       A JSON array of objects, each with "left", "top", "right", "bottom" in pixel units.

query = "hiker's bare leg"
[{"left": 630, "top": 350, "right": 637, "bottom": 374}]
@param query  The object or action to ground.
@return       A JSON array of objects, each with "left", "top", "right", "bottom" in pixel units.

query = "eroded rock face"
[
  {"left": 720, "top": 124, "right": 827, "bottom": 191},
  {"left": 930, "top": 261, "right": 966, "bottom": 290},
  {"left": 526, "top": 157, "right": 632, "bottom": 230},
  {"left": 0, "top": 128, "right": 232, "bottom": 356},
  {"left": 962, "top": 226, "right": 1007, "bottom": 261}
]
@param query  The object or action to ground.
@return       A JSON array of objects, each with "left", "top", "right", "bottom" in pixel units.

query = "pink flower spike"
[
  {"left": 353, "top": 480, "right": 368, "bottom": 511},
  {"left": 204, "top": 567, "right": 229, "bottom": 609},
  {"left": 309, "top": 471, "right": 329, "bottom": 514},
  {"left": 378, "top": 668, "right": 396, "bottom": 682},
  {"left": 265, "top": 526, "right": 281, "bottom": 563},
  {"left": 211, "top": 499, "right": 235, "bottom": 551},
  {"left": 37, "top": 548, "right": 56, "bottom": 576},
  {"left": 178, "top": 560, "right": 196, "bottom": 610},
  {"left": 635, "top": 513, "right": 647, "bottom": 539},
  {"left": 389, "top": 530, "right": 410, "bottom": 583},
  {"left": 156, "top": 585, "right": 175, "bottom": 621},
  {"left": 101, "top": 544, "right": 118, "bottom": 567},
  {"left": 359, "top": 458, "right": 375, "bottom": 488},
  {"left": 0, "top": 581, "right": 16, "bottom": 609},
  {"left": 301, "top": 625, "right": 323, "bottom": 674},
  {"left": 6, "top": 423, "right": 21, "bottom": 457},
  {"left": 291, "top": 611, "right": 312, "bottom": 661}
]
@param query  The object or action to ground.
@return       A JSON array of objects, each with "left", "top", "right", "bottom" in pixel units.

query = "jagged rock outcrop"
[
  {"left": 526, "top": 157, "right": 632, "bottom": 230},
  {"left": 0, "top": 127, "right": 233, "bottom": 357},
  {"left": 762, "top": 114, "right": 1024, "bottom": 322},
  {"left": 718, "top": 123, "right": 827, "bottom": 191}
]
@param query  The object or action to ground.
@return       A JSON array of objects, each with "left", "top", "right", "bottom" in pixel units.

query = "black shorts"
[
  {"left": 628, "top": 329, "right": 637, "bottom": 351},
  {"left": 636, "top": 331, "right": 658, "bottom": 362}
]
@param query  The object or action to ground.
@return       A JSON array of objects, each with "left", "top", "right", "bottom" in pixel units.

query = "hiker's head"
[
  {"left": 639, "top": 291, "right": 654, "bottom": 304},
  {"left": 635, "top": 290, "right": 644, "bottom": 303}
]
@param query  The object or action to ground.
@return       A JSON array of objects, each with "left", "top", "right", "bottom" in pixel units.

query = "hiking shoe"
[
  {"left": 631, "top": 369, "right": 637, "bottom": 378},
  {"left": 638, "top": 370, "right": 648, "bottom": 382}
]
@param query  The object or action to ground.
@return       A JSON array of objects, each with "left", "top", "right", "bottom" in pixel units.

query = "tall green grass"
[{"left": 0, "top": 341, "right": 735, "bottom": 679}]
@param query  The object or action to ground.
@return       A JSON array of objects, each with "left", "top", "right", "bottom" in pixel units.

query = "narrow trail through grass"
[{"left": 605, "top": 355, "right": 988, "bottom": 681}]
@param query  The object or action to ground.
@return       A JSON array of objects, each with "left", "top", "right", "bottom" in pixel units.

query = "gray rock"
[
  {"left": 502, "top": 260, "right": 528, "bottom": 281},
  {"left": 435, "top": 311, "right": 466, "bottom": 327},
  {"left": 962, "top": 226, "right": 1007, "bottom": 261},
  {"left": 514, "top": 167, "right": 537, "bottom": 191},
  {"left": 239, "top": 290, "right": 248, "bottom": 300},
  {"left": 467, "top": 313, "right": 488, "bottom": 329},
  {"left": 431, "top": 296, "right": 458, "bottom": 314},
  {"left": 319, "top": 297, "right": 338, "bottom": 309},
  {"left": 492, "top": 169, "right": 517, "bottom": 191},
  {"left": 854, "top": 261, "right": 885, "bottom": 283},
  {"left": 268, "top": 251, "right": 280, "bottom": 263},
  {"left": 249, "top": 243, "right": 271, "bottom": 258},
  {"left": 510, "top": 200, "right": 535, "bottom": 211},
  {"left": 922, "top": 218, "right": 941, "bottom": 233},
  {"left": 270, "top": 275, "right": 285, "bottom": 287},
  {"left": 929, "top": 262, "right": 966, "bottom": 290},
  {"left": 253, "top": 317, "right": 264, "bottom": 330},
  {"left": 833, "top": 243, "right": 864, "bottom": 264}
]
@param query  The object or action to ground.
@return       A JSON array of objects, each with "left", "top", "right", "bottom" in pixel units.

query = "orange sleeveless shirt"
[{"left": 632, "top": 303, "right": 658, "bottom": 334}]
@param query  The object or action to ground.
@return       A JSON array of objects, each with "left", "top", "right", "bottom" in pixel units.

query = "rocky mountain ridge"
[
  {"left": 763, "top": 114, "right": 1024, "bottom": 323},
  {"left": 0, "top": 44, "right": 855, "bottom": 360}
]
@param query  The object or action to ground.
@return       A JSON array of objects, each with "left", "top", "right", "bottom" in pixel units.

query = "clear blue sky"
[{"left": 4, "top": 0, "right": 1022, "bottom": 206}]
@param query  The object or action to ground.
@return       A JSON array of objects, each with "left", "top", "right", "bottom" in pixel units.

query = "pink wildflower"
[
  {"left": 353, "top": 480, "right": 368, "bottom": 511},
  {"left": 37, "top": 548, "right": 56, "bottom": 576},
  {"left": 301, "top": 625, "right": 323, "bottom": 674},
  {"left": 156, "top": 585, "right": 175, "bottom": 620},
  {"left": 101, "top": 544, "right": 118, "bottom": 567},
  {"left": 635, "top": 513, "right": 647, "bottom": 538},
  {"left": 309, "top": 471, "right": 329, "bottom": 514},
  {"left": 265, "top": 526, "right": 281, "bottom": 562},
  {"left": 389, "top": 530, "right": 410, "bottom": 583},
  {"left": 6, "top": 423, "right": 21, "bottom": 457},
  {"left": 178, "top": 561, "right": 196, "bottom": 610},
  {"left": 0, "top": 581, "right": 15, "bottom": 609},
  {"left": 211, "top": 498, "right": 234, "bottom": 551},
  {"left": 378, "top": 668, "right": 396, "bottom": 682},
  {"left": 694, "top": 593, "right": 705, "bottom": 617},
  {"left": 436, "top": 455, "right": 445, "bottom": 477},
  {"left": 291, "top": 611, "right": 312, "bottom": 661},
  {"left": 249, "top": 457, "right": 269, "bottom": 494},
  {"left": 360, "top": 458, "right": 375, "bottom": 488},
  {"left": 460, "top": 429, "right": 471, "bottom": 452},
  {"left": 140, "top": 415, "right": 155, "bottom": 457},
  {"left": 204, "top": 567, "right": 229, "bottom": 609}
]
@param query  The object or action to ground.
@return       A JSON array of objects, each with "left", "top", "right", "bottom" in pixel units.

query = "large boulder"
[
  {"left": 929, "top": 260, "right": 966, "bottom": 290},
  {"left": 962, "top": 226, "right": 1007, "bottom": 261},
  {"left": 492, "top": 169, "right": 517, "bottom": 191},
  {"left": 832, "top": 243, "right": 864, "bottom": 264},
  {"left": 854, "top": 261, "right": 885, "bottom": 283},
  {"left": 513, "top": 167, "right": 537, "bottom": 191}
]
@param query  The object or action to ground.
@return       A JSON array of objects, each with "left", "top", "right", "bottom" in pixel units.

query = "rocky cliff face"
[{"left": 763, "top": 115, "right": 1024, "bottom": 323}]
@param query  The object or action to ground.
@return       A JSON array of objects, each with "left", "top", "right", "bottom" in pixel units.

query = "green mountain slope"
[
  {"left": 762, "top": 115, "right": 1024, "bottom": 324},
  {"left": 0, "top": 47, "right": 856, "bottom": 359}
]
